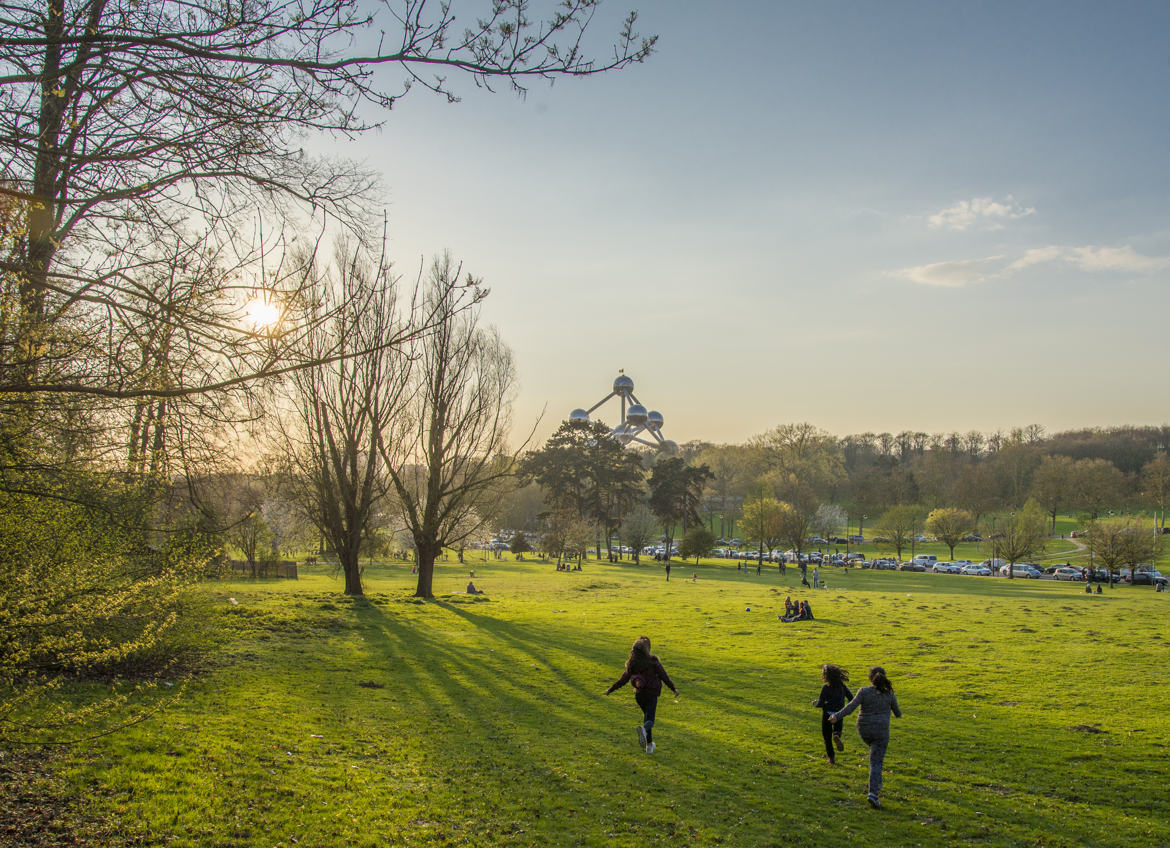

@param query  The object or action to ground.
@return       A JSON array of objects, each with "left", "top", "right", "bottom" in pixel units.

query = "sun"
[{"left": 244, "top": 297, "right": 281, "bottom": 329}]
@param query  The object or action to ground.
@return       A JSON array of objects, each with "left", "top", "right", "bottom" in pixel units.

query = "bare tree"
[
  {"left": 874, "top": 504, "right": 923, "bottom": 562},
  {"left": 983, "top": 502, "right": 1047, "bottom": 578},
  {"left": 925, "top": 507, "right": 975, "bottom": 561},
  {"left": 1086, "top": 516, "right": 1156, "bottom": 586},
  {"left": 382, "top": 254, "right": 522, "bottom": 598},
  {"left": 1, "top": 0, "right": 654, "bottom": 392},
  {"left": 281, "top": 244, "right": 417, "bottom": 595},
  {"left": 621, "top": 505, "right": 657, "bottom": 565},
  {"left": 1140, "top": 452, "right": 1170, "bottom": 530}
]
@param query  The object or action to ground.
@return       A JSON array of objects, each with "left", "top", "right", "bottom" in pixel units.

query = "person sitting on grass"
[
  {"left": 466, "top": 581, "right": 483, "bottom": 595},
  {"left": 784, "top": 596, "right": 795, "bottom": 617},
  {"left": 799, "top": 600, "right": 814, "bottom": 620}
]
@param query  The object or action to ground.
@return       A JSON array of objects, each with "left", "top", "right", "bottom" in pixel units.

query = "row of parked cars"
[{"left": 867, "top": 556, "right": 1167, "bottom": 585}]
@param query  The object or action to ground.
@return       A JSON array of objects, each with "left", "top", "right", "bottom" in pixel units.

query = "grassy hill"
[{"left": 23, "top": 555, "right": 1170, "bottom": 847}]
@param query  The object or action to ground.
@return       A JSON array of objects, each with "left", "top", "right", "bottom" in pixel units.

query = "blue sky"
[{"left": 338, "top": 1, "right": 1170, "bottom": 445}]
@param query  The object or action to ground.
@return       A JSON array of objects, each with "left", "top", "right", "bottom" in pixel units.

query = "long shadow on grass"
[{"left": 340, "top": 597, "right": 880, "bottom": 842}]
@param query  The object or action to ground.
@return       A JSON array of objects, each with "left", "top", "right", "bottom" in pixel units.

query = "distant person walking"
[
  {"left": 829, "top": 667, "right": 902, "bottom": 809},
  {"left": 813, "top": 567, "right": 820, "bottom": 589},
  {"left": 665, "top": 562, "right": 671, "bottom": 581},
  {"left": 812, "top": 664, "right": 853, "bottom": 765},
  {"left": 605, "top": 636, "right": 679, "bottom": 754}
]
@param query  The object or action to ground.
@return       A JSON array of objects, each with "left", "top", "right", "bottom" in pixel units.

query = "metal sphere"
[
  {"left": 626, "top": 404, "right": 648, "bottom": 425},
  {"left": 615, "top": 431, "right": 633, "bottom": 445},
  {"left": 660, "top": 440, "right": 679, "bottom": 455},
  {"left": 569, "top": 408, "right": 590, "bottom": 425},
  {"left": 646, "top": 410, "right": 664, "bottom": 430},
  {"left": 613, "top": 374, "right": 634, "bottom": 394}
]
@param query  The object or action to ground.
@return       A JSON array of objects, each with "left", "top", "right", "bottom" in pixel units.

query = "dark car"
[{"left": 1131, "top": 570, "right": 1167, "bottom": 587}]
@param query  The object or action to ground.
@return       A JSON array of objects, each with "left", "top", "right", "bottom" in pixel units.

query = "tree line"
[{"left": 496, "top": 421, "right": 1169, "bottom": 573}]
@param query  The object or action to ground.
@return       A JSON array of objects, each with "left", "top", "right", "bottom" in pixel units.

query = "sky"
[{"left": 335, "top": 1, "right": 1170, "bottom": 447}]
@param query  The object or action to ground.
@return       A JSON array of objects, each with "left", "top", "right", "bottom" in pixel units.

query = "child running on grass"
[
  {"left": 829, "top": 666, "right": 902, "bottom": 809},
  {"left": 812, "top": 664, "right": 853, "bottom": 765},
  {"left": 604, "top": 636, "right": 679, "bottom": 754}
]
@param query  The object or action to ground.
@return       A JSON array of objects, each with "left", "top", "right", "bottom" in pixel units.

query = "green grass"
[{"left": 34, "top": 555, "right": 1170, "bottom": 847}]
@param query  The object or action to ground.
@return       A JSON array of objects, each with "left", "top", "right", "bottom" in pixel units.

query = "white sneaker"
[
  {"left": 636, "top": 725, "right": 647, "bottom": 749},
  {"left": 645, "top": 742, "right": 655, "bottom": 754}
]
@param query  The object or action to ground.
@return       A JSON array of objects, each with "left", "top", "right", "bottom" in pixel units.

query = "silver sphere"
[
  {"left": 569, "top": 408, "right": 590, "bottom": 425},
  {"left": 660, "top": 440, "right": 679, "bottom": 455},
  {"left": 646, "top": 410, "right": 664, "bottom": 430},
  {"left": 613, "top": 374, "right": 634, "bottom": 394},
  {"left": 615, "top": 431, "right": 633, "bottom": 445},
  {"left": 626, "top": 404, "right": 648, "bottom": 425}
]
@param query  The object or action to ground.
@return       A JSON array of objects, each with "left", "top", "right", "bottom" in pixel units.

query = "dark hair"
[
  {"left": 869, "top": 666, "right": 893, "bottom": 694},
  {"left": 822, "top": 663, "right": 849, "bottom": 686},
  {"left": 626, "top": 636, "right": 655, "bottom": 675}
]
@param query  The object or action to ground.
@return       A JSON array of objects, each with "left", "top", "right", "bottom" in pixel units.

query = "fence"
[{"left": 224, "top": 559, "right": 298, "bottom": 579}]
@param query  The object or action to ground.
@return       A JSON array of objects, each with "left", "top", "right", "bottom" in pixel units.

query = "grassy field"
[{"left": 20, "top": 554, "right": 1170, "bottom": 848}]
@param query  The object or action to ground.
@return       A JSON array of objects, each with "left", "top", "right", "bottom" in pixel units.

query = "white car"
[
  {"left": 999, "top": 563, "right": 1041, "bottom": 579},
  {"left": 932, "top": 561, "right": 962, "bottom": 574},
  {"left": 961, "top": 562, "right": 992, "bottom": 576},
  {"left": 1053, "top": 566, "right": 1083, "bottom": 581}
]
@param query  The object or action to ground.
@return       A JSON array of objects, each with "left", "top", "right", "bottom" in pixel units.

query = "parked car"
[
  {"left": 999, "top": 563, "right": 1042, "bottom": 579},
  {"left": 961, "top": 562, "right": 992, "bottom": 576},
  {"left": 848, "top": 535, "right": 865, "bottom": 544},
  {"left": 912, "top": 554, "right": 938, "bottom": 568},
  {"left": 846, "top": 552, "right": 866, "bottom": 562},
  {"left": 961, "top": 533, "right": 984, "bottom": 543},
  {"left": 1053, "top": 566, "right": 1083, "bottom": 581},
  {"left": 899, "top": 561, "right": 926, "bottom": 572},
  {"left": 869, "top": 558, "right": 897, "bottom": 570},
  {"left": 933, "top": 561, "right": 961, "bottom": 574},
  {"left": 1131, "top": 570, "right": 1167, "bottom": 587}
]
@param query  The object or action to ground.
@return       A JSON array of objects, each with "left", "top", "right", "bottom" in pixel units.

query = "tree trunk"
[
  {"left": 414, "top": 539, "right": 441, "bottom": 597},
  {"left": 341, "top": 547, "right": 364, "bottom": 595}
]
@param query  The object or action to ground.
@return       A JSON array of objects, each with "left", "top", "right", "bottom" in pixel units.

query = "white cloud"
[
  {"left": 1068, "top": 245, "right": 1170, "bottom": 272},
  {"left": 898, "top": 243, "right": 1170, "bottom": 288},
  {"left": 896, "top": 256, "right": 1005, "bottom": 287},
  {"left": 1005, "top": 245, "right": 1065, "bottom": 272},
  {"left": 928, "top": 196, "right": 1036, "bottom": 231}
]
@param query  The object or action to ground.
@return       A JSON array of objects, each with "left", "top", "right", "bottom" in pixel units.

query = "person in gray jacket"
[{"left": 828, "top": 666, "right": 901, "bottom": 809}]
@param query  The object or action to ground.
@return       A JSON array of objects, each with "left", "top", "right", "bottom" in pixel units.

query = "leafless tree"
[
  {"left": 0, "top": 0, "right": 655, "bottom": 397},
  {"left": 382, "top": 253, "right": 524, "bottom": 598},
  {"left": 280, "top": 243, "right": 422, "bottom": 595}
]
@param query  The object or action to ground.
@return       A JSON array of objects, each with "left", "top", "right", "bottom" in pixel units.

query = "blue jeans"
[
  {"left": 635, "top": 690, "right": 658, "bottom": 743},
  {"left": 859, "top": 729, "right": 889, "bottom": 797}
]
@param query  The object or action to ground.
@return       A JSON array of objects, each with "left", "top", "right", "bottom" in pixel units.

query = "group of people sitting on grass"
[{"left": 782, "top": 596, "right": 814, "bottom": 622}]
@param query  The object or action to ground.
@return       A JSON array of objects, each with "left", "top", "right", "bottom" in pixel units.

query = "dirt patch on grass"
[
  {"left": 1067, "top": 724, "right": 1107, "bottom": 734},
  {"left": 0, "top": 750, "right": 120, "bottom": 847}
]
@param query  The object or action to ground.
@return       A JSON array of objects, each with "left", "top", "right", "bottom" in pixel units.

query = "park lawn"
[{"left": 37, "top": 556, "right": 1170, "bottom": 848}]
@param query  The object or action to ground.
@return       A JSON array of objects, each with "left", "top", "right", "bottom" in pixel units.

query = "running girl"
[
  {"left": 812, "top": 664, "right": 853, "bottom": 765},
  {"left": 829, "top": 666, "right": 902, "bottom": 808},
  {"left": 604, "top": 636, "right": 679, "bottom": 754}
]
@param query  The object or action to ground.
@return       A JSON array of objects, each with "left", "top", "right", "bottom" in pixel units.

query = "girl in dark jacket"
[
  {"left": 605, "top": 636, "right": 678, "bottom": 754},
  {"left": 829, "top": 666, "right": 902, "bottom": 808},
  {"left": 812, "top": 664, "right": 853, "bottom": 764}
]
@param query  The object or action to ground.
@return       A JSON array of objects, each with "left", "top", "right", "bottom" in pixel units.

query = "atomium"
[{"left": 569, "top": 372, "right": 678, "bottom": 454}]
